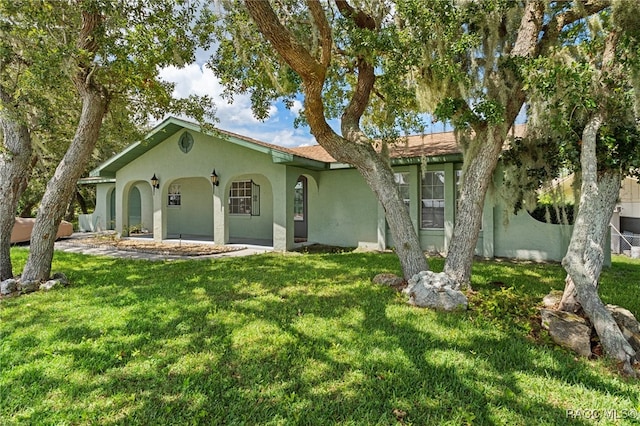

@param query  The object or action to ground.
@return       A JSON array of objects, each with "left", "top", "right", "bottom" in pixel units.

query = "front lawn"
[{"left": 1, "top": 249, "right": 639, "bottom": 425}]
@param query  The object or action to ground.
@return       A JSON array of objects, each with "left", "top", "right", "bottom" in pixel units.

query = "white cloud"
[
  {"left": 289, "top": 100, "right": 303, "bottom": 116},
  {"left": 158, "top": 63, "right": 316, "bottom": 147},
  {"left": 160, "top": 65, "right": 276, "bottom": 128}
]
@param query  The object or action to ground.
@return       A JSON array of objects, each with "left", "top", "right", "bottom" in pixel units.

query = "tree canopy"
[{"left": 2, "top": 0, "right": 215, "bottom": 281}]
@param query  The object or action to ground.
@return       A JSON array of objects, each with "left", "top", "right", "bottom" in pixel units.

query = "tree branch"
[
  {"left": 333, "top": 1, "right": 377, "bottom": 143},
  {"left": 306, "top": 0, "right": 332, "bottom": 69},
  {"left": 334, "top": 0, "right": 376, "bottom": 29},
  {"left": 539, "top": 0, "right": 611, "bottom": 55},
  {"left": 244, "top": 0, "right": 324, "bottom": 80}
]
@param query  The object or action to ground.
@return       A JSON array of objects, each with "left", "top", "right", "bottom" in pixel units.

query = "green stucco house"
[{"left": 80, "top": 116, "right": 578, "bottom": 262}]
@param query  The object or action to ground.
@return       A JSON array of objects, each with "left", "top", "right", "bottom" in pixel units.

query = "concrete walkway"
[{"left": 53, "top": 233, "right": 273, "bottom": 261}]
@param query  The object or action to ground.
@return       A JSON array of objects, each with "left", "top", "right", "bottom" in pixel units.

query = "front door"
[{"left": 294, "top": 176, "right": 307, "bottom": 241}]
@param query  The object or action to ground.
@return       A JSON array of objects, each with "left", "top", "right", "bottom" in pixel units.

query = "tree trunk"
[
  {"left": 558, "top": 170, "right": 618, "bottom": 312},
  {"left": 245, "top": 0, "right": 428, "bottom": 279},
  {"left": 0, "top": 101, "right": 33, "bottom": 280},
  {"left": 322, "top": 134, "right": 428, "bottom": 279},
  {"left": 443, "top": 126, "right": 506, "bottom": 287},
  {"left": 561, "top": 115, "right": 636, "bottom": 376},
  {"left": 21, "top": 90, "right": 108, "bottom": 281}
]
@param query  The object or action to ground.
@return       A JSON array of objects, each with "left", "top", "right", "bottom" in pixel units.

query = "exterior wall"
[
  {"left": 93, "top": 183, "right": 115, "bottom": 231},
  {"left": 492, "top": 203, "right": 573, "bottom": 262},
  {"left": 97, "top": 122, "right": 592, "bottom": 263},
  {"left": 620, "top": 177, "right": 640, "bottom": 214},
  {"left": 115, "top": 129, "right": 281, "bottom": 244},
  {"left": 166, "top": 177, "right": 213, "bottom": 238},
  {"left": 310, "top": 167, "right": 380, "bottom": 248},
  {"left": 227, "top": 173, "right": 274, "bottom": 241}
]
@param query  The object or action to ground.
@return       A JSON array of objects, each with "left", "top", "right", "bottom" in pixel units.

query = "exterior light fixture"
[
  {"left": 151, "top": 173, "right": 159, "bottom": 190},
  {"left": 210, "top": 169, "right": 219, "bottom": 186}
]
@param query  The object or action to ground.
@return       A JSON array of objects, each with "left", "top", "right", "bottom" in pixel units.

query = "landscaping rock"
[
  {"left": 403, "top": 270, "right": 468, "bottom": 311},
  {"left": 40, "top": 279, "right": 64, "bottom": 291},
  {"left": 606, "top": 304, "right": 640, "bottom": 355},
  {"left": 542, "top": 290, "right": 563, "bottom": 309},
  {"left": 18, "top": 280, "right": 40, "bottom": 294},
  {"left": 540, "top": 309, "right": 592, "bottom": 358},
  {"left": 52, "top": 272, "right": 69, "bottom": 286},
  {"left": 1, "top": 278, "right": 19, "bottom": 295},
  {"left": 372, "top": 273, "right": 405, "bottom": 288}
]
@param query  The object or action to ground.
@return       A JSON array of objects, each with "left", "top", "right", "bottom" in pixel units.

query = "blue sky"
[
  {"left": 158, "top": 55, "right": 523, "bottom": 149},
  {"left": 159, "top": 62, "right": 318, "bottom": 148}
]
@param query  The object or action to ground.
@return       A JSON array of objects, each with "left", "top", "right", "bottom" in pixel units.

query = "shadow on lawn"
[{"left": 2, "top": 251, "right": 636, "bottom": 425}]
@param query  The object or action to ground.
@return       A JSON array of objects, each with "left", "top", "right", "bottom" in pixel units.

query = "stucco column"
[
  {"left": 213, "top": 181, "right": 227, "bottom": 245},
  {"left": 377, "top": 202, "right": 387, "bottom": 250},
  {"left": 152, "top": 184, "right": 163, "bottom": 241},
  {"left": 116, "top": 183, "right": 127, "bottom": 237},
  {"left": 272, "top": 170, "right": 295, "bottom": 251}
]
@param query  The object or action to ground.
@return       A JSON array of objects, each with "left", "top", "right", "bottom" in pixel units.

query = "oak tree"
[{"left": 207, "top": 0, "right": 429, "bottom": 278}]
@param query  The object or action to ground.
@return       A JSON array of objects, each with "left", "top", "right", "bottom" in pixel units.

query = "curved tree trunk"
[
  {"left": 320, "top": 133, "right": 429, "bottom": 279},
  {"left": 0, "top": 98, "right": 33, "bottom": 280},
  {"left": 21, "top": 91, "right": 108, "bottom": 282},
  {"left": 558, "top": 170, "right": 618, "bottom": 313},
  {"left": 245, "top": 0, "right": 428, "bottom": 279},
  {"left": 443, "top": 126, "right": 506, "bottom": 287},
  {"left": 21, "top": 9, "right": 108, "bottom": 282},
  {"left": 561, "top": 115, "right": 636, "bottom": 377}
]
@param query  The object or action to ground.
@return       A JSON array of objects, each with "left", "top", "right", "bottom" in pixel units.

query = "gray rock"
[
  {"left": 606, "top": 304, "right": 640, "bottom": 354},
  {"left": 1, "top": 278, "right": 19, "bottom": 295},
  {"left": 52, "top": 272, "right": 69, "bottom": 286},
  {"left": 19, "top": 280, "right": 40, "bottom": 294},
  {"left": 404, "top": 271, "right": 467, "bottom": 311},
  {"left": 40, "top": 280, "right": 64, "bottom": 291},
  {"left": 540, "top": 309, "right": 592, "bottom": 357},
  {"left": 372, "top": 273, "right": 405, "bottom": 288}
]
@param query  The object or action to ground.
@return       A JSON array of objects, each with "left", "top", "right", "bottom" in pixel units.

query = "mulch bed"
[{"left": 64, "top": 235, "right": 242, "bottom": 257}]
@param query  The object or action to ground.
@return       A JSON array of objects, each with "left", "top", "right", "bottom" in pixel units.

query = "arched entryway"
[
  {"left": 128, "top": 187, "right": 142, "bottom": 231},
  {"left": 125, "top": 182, "right": 153, "bottom": 235},
  {"left": 166, "top": 177, "right": 213, "bottom": 240},
  {"left": 108, "top": 187, "right": 116, "bottom": 230}
]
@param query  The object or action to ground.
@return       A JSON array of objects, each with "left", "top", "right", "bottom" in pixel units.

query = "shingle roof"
[
  {"left": 86, "top": 116, "right": 526, "bottom": 181},
  {"left": 289, "top": 125, "right": 526, "bottom": 163}
]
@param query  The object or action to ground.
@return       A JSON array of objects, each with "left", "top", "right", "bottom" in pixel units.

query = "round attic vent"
[{"left": 178, "top": 131, "right": 194, "bottom": 153}]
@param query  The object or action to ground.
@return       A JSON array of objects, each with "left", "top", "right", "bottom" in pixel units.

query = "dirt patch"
[{"left": 67, "top": 234, "right": 242, "bottom": 257}]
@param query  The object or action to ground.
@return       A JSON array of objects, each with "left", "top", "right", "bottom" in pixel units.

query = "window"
[
  {"left": 229, "top": 180, "right": 260, "bottom": 215},
  {"left": 421, "top": 171, "right": 445, "bottom": 229},
  {"left": 394, "top": 172, "right": 410, "bottom": 209},
  {"left": 168, "top": 184, "right": 181, "bottom": 206}
]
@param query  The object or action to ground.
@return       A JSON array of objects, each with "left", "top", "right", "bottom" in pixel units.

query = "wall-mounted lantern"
[
  {"left": 151, "top": 173, "right": 159, "bottom": 193},
  {"left": 210, "top": 169, "right": 219, "bottom": 187}
]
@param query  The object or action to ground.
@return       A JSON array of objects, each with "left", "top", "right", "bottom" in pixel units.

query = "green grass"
[{"left": 1, "top": 249, "right": 639, "bottom": 425}]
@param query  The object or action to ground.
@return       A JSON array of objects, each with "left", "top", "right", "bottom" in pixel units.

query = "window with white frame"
[
  {"left": 168, "top": 184, "right": 181, "bottom": 206},
  {"left": 421, "top": 171, "right": 445, "bottom": 229},
  {"left": 229, "top": 180, "right": 260, "bottom": 215}
]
